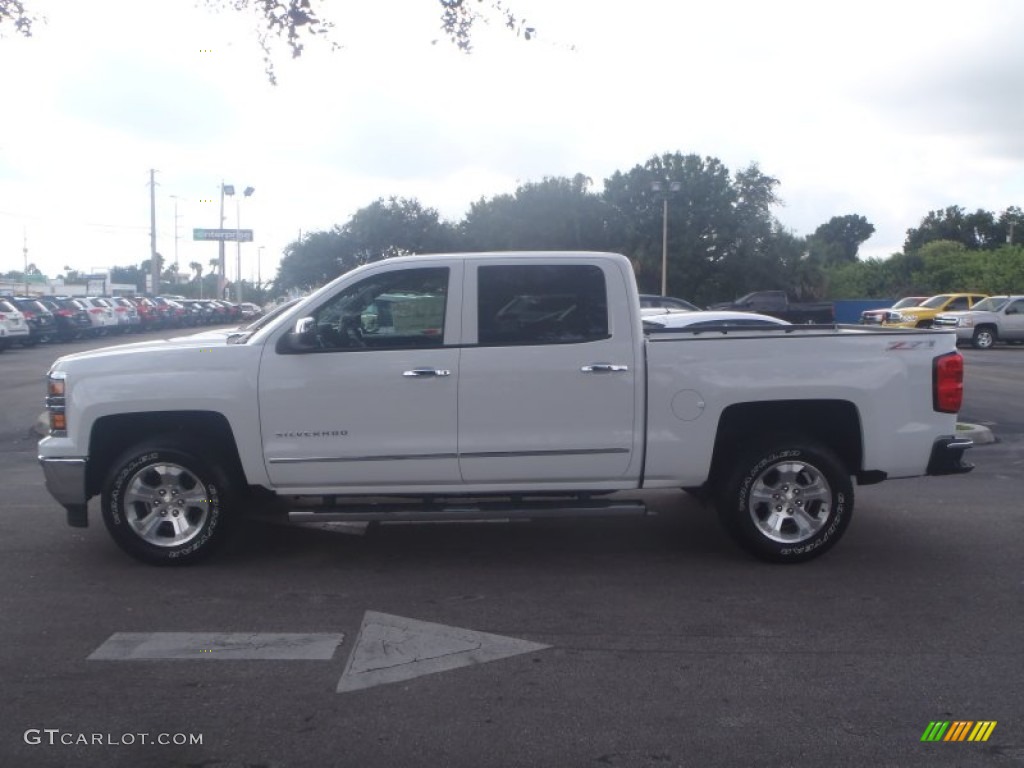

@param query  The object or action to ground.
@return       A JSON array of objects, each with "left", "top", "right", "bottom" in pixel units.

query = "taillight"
[
  {"left": 89, "top": 308, "right": 103, "bottom": 314},
  {"left": 57, "top": 309, "right": 72, "bottom": 317},
  {"left": 23, "top": 311, "right": 35, "bottom": 319},
  {"left": 933, "top": 352, "right": 964, "bottom": 413}
]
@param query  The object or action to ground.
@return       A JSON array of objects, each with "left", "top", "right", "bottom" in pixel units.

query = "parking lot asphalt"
[{"left": 1, "top": 333, "right": 1022, "bottom": 767}]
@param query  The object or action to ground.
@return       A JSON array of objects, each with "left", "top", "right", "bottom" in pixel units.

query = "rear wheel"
[
  {"left": 717, "top": 436, "right": 853, "bottom": 563},
  {"left": 971, "top": 326, "right": 997, "bottom": 349},
  {"left": 102, "top": 441, "right": 235, "bottom": 565}
]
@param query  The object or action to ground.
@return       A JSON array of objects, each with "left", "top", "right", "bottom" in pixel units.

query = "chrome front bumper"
[{"left": 39, "top": 457, "right": 89, "bottom": 527}]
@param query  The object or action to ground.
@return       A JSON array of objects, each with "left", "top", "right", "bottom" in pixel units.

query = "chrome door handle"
[
  {"left": 581, "top": 363, "right": 629, "bottom": 373},
  {"left": 403, "top": 368, "right": 451, "bottom": 377}
]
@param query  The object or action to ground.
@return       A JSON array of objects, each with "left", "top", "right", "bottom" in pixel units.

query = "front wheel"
[
  {"left": 717, "top": 437, "right": 853, "bottom": 563},
  {"left": 101, "top": 442, "right": 234, "bottom": 565},
  {"left": 971, "top": 327, "right": 997, "bottom": 349}
]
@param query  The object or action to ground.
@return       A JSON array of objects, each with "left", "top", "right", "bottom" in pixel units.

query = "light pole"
[
  {"left": 651, "top": 179, "right": 681, "bottom": 296},
  {"left": 257, "top": 245, "right": 265, "bottom": 300},
  {"left": 169, "top": 194, "right": 182, "bottom": 275},
  {"left": 224, "top": 184, "right": 255, "bottom": 302},
  {"left": 219, "top": 183, "right": 231, "bottom": 299}
]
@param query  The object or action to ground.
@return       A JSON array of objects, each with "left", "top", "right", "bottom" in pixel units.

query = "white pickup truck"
[{"left": 38, "top": 252, "right": 973, "bottom": 565}]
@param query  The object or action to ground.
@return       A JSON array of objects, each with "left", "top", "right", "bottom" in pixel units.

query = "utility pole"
[
  {"left": 170, "top": 194, "right": 181, "bottom": 274},
  {"left": 23, "top": 228, "right": 29, "bottom": 295},
  {"left": 149, "top": 169, "right": 158, "bottom": 296}
]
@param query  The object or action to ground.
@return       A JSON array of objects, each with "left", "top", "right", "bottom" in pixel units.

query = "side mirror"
[{"left": 278, "top": 316, "right": 318, "bottom": 353}]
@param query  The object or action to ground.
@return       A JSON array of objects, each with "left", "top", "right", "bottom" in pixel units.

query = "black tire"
[
  {"left": 971, "top": 326, "right": 997, "bottom": 350},
  {"left": 716, "top": 436, "right": 853, "bottom": 563},
  {"left": 101, "top": 441, "right": 234, "bottom": 565}
]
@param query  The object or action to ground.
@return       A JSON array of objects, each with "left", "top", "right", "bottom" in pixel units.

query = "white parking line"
[
  {"left": 337, "top": 611, "right": 550, "bottom": 693},
  {"left": 88, "top": 632, "right": 344, "bottom": 660}
]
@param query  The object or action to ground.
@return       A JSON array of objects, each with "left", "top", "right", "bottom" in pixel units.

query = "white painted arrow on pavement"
[{"left": 337, "top": 611, "right": 550, "bottom": 693}]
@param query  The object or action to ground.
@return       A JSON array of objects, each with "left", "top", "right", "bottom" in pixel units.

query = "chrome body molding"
[
  {"left": 268, "top": 453, "right": 460, "bottom": 465},
  {"left": 266, "top": 448, "right": 628, "bottom": 465}
]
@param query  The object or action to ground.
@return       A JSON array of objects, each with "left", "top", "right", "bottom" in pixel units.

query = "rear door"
[{"left": 457, "top": 257, "right": 642, "bottom": 486}]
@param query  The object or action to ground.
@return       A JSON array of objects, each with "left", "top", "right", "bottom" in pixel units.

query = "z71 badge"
[{"left": 886, "top": 340, "right": 937, "bottom": 350}]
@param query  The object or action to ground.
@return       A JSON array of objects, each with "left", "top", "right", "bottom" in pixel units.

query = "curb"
[{"left": 956, "top": 422, "right": 995, "bottom": 445}]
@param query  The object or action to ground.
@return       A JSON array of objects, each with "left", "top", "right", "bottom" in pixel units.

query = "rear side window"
[{"left": 477, "top": 264, "right": 608, "bottom": 345}]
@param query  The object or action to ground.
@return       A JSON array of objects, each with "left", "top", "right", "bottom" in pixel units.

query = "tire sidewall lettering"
[
  {"left": 108, "top": 452, "right": 159, "bottom": 527},
  {"left": 728, "top": 443, "right": 851, "bottom": 561},
  {"left": 104, "top": 448, "right": 226, "bottom": 564}
]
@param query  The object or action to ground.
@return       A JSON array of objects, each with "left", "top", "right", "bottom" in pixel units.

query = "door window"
[
  {"left": 310, "top": 267, "right": 449, "bottom": 350},
  {"left": 477, "top": 264, "right": 608, "bottom": 345}
]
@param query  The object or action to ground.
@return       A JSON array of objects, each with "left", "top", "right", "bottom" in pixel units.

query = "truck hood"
[
  {"left": 51, "top": 335, "right": 233, "bottom": 367},
  {"left": 935, "top": 310, "right": 995, "bottom": 321}
]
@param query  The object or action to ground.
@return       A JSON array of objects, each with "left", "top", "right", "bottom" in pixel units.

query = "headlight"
[
  {"left": 889, "top": 312, "right": 905, "bottom": 322},
  {"left": 45, "top": 371, "right": 68, "bottom": 437}
]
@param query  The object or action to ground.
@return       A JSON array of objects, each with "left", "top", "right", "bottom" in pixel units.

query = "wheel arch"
[
  {"left": 973, "top": 323, "right": 998, "bottom": 343},
  {"left": 87, "top": 411, "right": 246, "bottom": 498},
  {"left": 708, "top": 400, "right": 862, "bottom": 488}
]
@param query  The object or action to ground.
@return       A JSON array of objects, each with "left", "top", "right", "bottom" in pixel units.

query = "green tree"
[
  {"left": 904, "top": 206, "right": 999, "bottom": 252},
  {"left": 274, "top": 197, "right": 454, "bottom": 293},
  {"left": 275, "top": 229, "right": 347, "bottom": 293},
  {"left": 996, "top": 206, "right": 1024, "bottom": 246},
  {"left": 344, "top": 197, "right": 456, "bottom": 263},
  {"left": 602, "top": 153, "right": 785, "bottom": 305},
  {"left": 807, "top": 214, "right": 875, "bottom": 265},
  {"left": 461, "top": 174, "right": 613, "bottom": 252}
]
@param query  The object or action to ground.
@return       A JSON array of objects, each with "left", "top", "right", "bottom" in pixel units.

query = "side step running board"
[{"left": 287, "top": 499, "right": 650, "bottom": 524}]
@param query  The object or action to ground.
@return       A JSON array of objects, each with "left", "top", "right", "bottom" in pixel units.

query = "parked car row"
[
  {"left": 858, "top": 291, "right": 1024, "bottom": 349},
  {"left": 0, "top": 295, "right": 261, "bottom": 350}
]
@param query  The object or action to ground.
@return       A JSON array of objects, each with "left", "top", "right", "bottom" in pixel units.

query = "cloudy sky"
[{"left": 1, "top": 0, "right": 1023, "bottom": 287}]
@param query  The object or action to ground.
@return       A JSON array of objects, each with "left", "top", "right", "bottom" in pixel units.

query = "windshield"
[
  {"left": 226, "top": 299, "right": 304, "bottom": 344},
  {"left": 970, "top": 296, "right": 1009, "bottom": 312},
  {"left": 920, "top": 295, "right": 953, "bottom": 308},
  {"left": 892, "top": 297, "right": 924, "bottom": 309}
]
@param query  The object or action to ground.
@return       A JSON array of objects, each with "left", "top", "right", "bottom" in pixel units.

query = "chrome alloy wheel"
[
  {"left": 123, "top": 462, "right": 212, "bottom": 548},
  {"left": 746, "top": 460, "right": 833, "bottom": 544}
]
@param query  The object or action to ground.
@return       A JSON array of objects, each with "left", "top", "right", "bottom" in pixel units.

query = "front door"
[
  {"left": 259, "top": 263, "right": 461, "bottom": 491},
  {"left": 1003, "top": 298, "right": 1024, "bottom": 341}
]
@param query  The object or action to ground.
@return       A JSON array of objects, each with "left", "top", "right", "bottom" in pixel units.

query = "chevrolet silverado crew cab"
[
  {"left": 38, "top": 252, "right": 973, "bottom": 565},
  {"left": 933, "top": 295, "right": 1024, "bottom": 349}
]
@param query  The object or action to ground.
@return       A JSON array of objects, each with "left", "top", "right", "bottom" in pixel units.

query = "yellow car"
[{"left": 884, "top": 293, "right": 988, "bottom": 328}]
